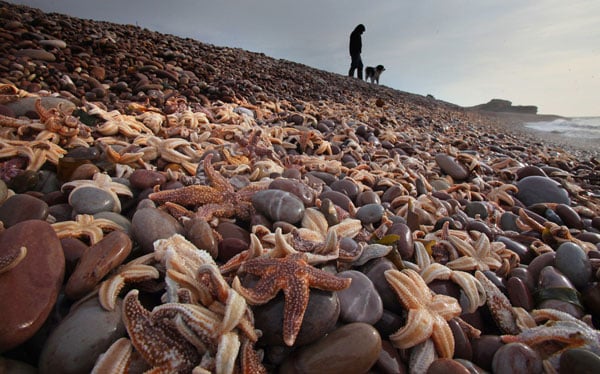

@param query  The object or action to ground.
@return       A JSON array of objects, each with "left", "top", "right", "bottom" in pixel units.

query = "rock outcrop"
[{"left": 471, "top": 99, "right": 538, "bottom": 114}]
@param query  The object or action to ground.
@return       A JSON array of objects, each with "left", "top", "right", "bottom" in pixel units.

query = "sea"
[{"left": 525, "top": 117, "right": 600, "bottom": 141}]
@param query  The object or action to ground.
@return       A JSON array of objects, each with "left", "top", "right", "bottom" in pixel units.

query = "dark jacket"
[{"left": 349, "top": 24, "right": 365, "bottom": 55}]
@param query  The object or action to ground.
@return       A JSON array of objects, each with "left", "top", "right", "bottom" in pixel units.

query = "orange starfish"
[
  {"left": 148, "top": 153, "right": 266, "bottom": 221},
  {"left": 232, "top": 253, "right": 351, "bottom": 346}
]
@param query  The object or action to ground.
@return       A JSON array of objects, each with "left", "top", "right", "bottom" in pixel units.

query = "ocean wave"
[{"left": 525, "top": 117, "right": 600, "bottom": 139}]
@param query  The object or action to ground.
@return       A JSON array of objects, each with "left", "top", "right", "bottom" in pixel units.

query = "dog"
[{"left": 365, "top": 65, "right": 385, "bottom": 84}]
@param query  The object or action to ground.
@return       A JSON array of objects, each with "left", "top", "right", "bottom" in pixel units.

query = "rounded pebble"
[
  {"left": 516, "top": 176, "right": 570, "bottom": 206},
  {"left": 355, "top": 203, "right": 385, "bottom": 224},
  {"left": 559, "top": 348, "right": 600, "bottom": 374},
  {"left": 491, "top": 342, "right": 542, "bottom": 374},
  {"left": 65, "top": 230, "right": 132, "bottom": 299},
  {"left": 0, "top": 193, "right": 48, "bottom": 227},
  {"left": 337, "top": 270, "right": 383, "bottom": 324},
  {"left": 554, "top": 242, "right": 591, "bottom": 289},
  {"left": 252, "top": 189, "right": 305, "bottom": 224},
  {"left": 279, "top": 322, "right": 381, "bottom": 374},
  {"left": 253, "top": 289, "right": 340, "bottom": 347},
  {"left": 131, "top": 207, "right": 184, "bottom": 253},
  {"left": 0, "top": 220, "right": 65, "bottom": 352},
  {"left": 38, "top": 298, "right": 126, "bottom": 374},
  {"left": 435, "top": 154, "right": 469, "bottom": 180},
  {"left": 69, "top": 186, "right": 116, "bottom": 214}
]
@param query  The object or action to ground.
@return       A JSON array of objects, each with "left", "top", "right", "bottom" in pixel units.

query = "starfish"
[
  {"left": 122, "top": 289, "right": 202, "bottom": 372},
  {"left": 445, "top": 232, "right": 502, "bottom": 272},
  {"left": 384, "top": 268, "right": 462, "bottom": 358},
  {"left": 52, "top": 214, "right": 125, "bottom": 245},
  {"left": 502, "top": 309, "right": 600, "bottom": 371},
  {"left": 232, "top": 253, "right": 351, "bottom": 346},
  {"left": 149, "top": 153, "right": 266, "bottom": 221}
]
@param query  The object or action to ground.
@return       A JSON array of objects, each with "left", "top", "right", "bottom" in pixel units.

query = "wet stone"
[
  {"left": 65, "top": 230, "right": 132, "bottom": 300},
  {"left": 471, "top": 335, "right": 504, "bottom": 371},
  {"left": 69, "top": 186, "right": 116, "bottom": 214},
  {"left": 15, "top": 48, "right": 56, "bottom": 61},
  {"left": 0, "top": 193, "right": 48, "bottom": 227},
  {"left": 496, "top": 236, "right": 533, "bottom": 264},
  {"left": 331, "top": 179, "right": 360, "bottom": 201},
  {"left": 356, "top": 190, "right": 381, "bottom": 206},
  {"left": 554, "top": 242, "right": 591, "bottom": 289},
  {"left": 319, "top": 190, "right": 353, "bottom": 212},
  {"left": 279, "top": 322, "right": 381, "bottom": 374},
  {"left": 492, "top": 342, "right": 542, "bottom": 374},
  {"left": 5, "top": 96, "right": 75, "bottom": 117},
  {"left": 131, "top": 207, "right": 184, "bottom": 253},
  {"left": 38, "top": 298, "right": 126, "bottom": 374},
  {"left": 184, "top": 218, "right": 218, "bottom": 258},
  {"left": 465, "top": 201, "right": 488, "bottom": 219},
  {"left": 129, "top": 169, "right": 166, "bottom": 190},
  {"left": 337, "top": 270, "right": 383, "bottom": 324},
  {"left": 252, "top": 189, "right": 305, "bottom": 224},
  {"left": 93, "top": 211, "right": 132, "bottom": 234},
  {"left": 448, "top": 318, "right": 472, "bottom": 361},
  {"left": 435, "top": 154, "right": 469, "bottom": 180},
  {"left": 0, "top": 220, "right": 64, "bottom": 352},
  {"left": 516, "top": 176, "right": 570, "bottom": 206},
  {"left": 355, "top": 203, "right": 385, "bottom": 224},
  {"left": 386, "top": 222, "right": 414, "bottom": 259},
  {"left": 253, "top": 289, "right": 340, "bottom": 347},
  {"left": 537, "top": 266, "right": 584, "bottom": 318},
  {"left": 376, "top": 340, "right": 406, "bottom": 374},
  {"left": 269, "top": 178, "right": 315, "bottom": 206},
  {"left": 427, "top": 358, "right": 470, "bottom": 374},
  {"left": 559, "top": 348, "right": 600, "bottom": 374},
  {"left": 363, "top": 258, "right": 403, "bottom": 314},
  {"left": 507, "top": 276, "right": 534, "bottom": 311}
]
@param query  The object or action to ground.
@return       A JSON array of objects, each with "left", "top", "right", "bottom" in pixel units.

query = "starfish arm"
[
  {"left": 203, "top": 153, "right": 234, "bottom": 194},
  {"left": 430, "top": 314, "right": 456, "bottom": 359},
  {"left": 91, "top": 338, "right": 132, "bottom": 374},
  {"left": 384, "top": 269, "right": 429, "bottom": 309},
  {"left": 282, "top": 278, "right": 311, "bottom": 346},
  {"left": 149, "top": 185, "right": 223, "bottom": 206},
  {"left": 429, "top": 294, "right": 462, "bottom": 321},
  {"left": 389, "top": 308, "right": 434, "bottom": 350},
  {"left": 122, "top": 290, "right": 199, "bottom": 371},
  {"left": 232, "top": 276, "right": 281, "bottom": 305},
  {"left": 446, "top": 256, "right": 485, "bottom": 271},
  {"left": 305, "top": 267, "right": 352, "bottom": 291}
]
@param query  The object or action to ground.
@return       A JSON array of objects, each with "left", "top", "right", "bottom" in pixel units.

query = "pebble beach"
[{"left": 1, "top": 1, "right": 600, "bottom": 373}]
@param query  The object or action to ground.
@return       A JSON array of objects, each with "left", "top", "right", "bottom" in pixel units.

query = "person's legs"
[
  {"left": 349, "top": 54, "right": 363, "bottom": 79},
  {"left": 357, "top": 56, "right": 363, "bottom": 80}
]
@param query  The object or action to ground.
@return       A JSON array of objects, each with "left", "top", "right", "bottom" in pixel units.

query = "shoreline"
[{"left": 473, "top": 111, "right": 599, "bottom": 160}]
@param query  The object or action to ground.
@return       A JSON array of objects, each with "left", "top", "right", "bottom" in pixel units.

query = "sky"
[{"left": 8, "top": 0, "right": 600, "bottom": 117}]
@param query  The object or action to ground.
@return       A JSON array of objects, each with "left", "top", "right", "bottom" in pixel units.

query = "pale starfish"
[
  {"left": 52, "top": 214, "right": 125, "bottom": 245},
  {"left": 149, "top": 153, "right": 267, "bottom": 221},
  {"left": 502, "top": 309, "right": 600, "bottom": 371},
  {"left": 384, "top": 268, "right": 462, "bottom": 358},
  {"left": 413, "top": 241, "right": 486, "bottom": 314},
  {"left": 445, "top": 232, "right": 502, "bottom": 272},
  {"left": 232, "top": 253, "right": 351, "bottom": 346},
  {"left": 0, "top": 139, "right": 67, "bottom": 172},
  {"left": 61, "top": 172, "right": 133, "bottom": 213},
  {"left": 475, "top": 270, "right": 521, "bottom": 335}
]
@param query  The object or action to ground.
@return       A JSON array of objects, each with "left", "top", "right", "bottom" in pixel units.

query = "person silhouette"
[{"left": 348, "top": 24, "right": 366, "bottom": 80}]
